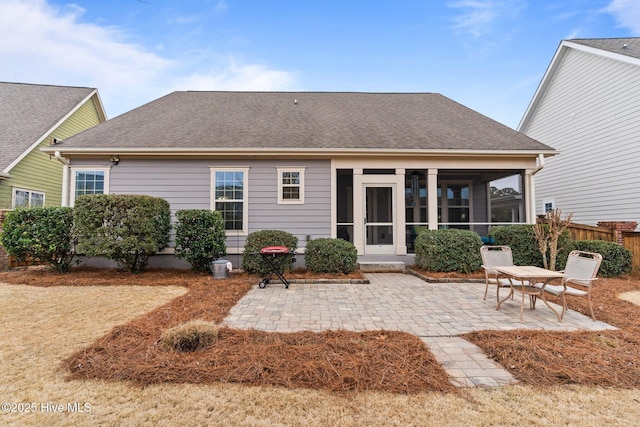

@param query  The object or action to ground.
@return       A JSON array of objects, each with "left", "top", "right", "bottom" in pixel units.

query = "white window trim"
[
  {"left": 69, "top": 166, "right": 110, "bottom": 206},
  {"left": 12, "top": 187, "right": 45, "bottom": 208},
  {"left": 210, "top": 167, "right": 250, "bottom": 235},
  {"left": 277, "top": 167, "right": 305, "bottom": 205}
]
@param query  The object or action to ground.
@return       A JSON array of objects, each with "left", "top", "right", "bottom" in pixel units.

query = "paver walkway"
[{"left": 224, "top": 273, "right": 616, "bottom": 387}]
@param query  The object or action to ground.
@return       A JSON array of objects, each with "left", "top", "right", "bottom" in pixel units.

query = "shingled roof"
[
  {"left": 0, "top": 82, "right": 98, "bottom": 171},
  {"left": 53, "top": 91, "right": 554, "bottom": 155},
  {"left": 569, "top": 37, "right": 640, "bottom": 60}
]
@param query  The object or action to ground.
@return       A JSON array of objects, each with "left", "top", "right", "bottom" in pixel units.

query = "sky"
[{"left": 1, "top": 0, "right": 639, "bottom": 129}]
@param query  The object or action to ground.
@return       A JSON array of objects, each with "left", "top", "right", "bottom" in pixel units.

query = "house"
[
  {"left": 0, "top": 82, "right": 107, "bottom": 209},
  {"left": 42, "top": 91, "right": 556, "bottom": 266},
  {"left": 518, "top": 38, "right": 640, "bottom": 227}
]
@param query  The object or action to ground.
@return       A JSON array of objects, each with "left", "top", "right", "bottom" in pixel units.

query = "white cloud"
[
  {"left": 564, "top": 29, "right": 581, "bottom": 40},
  {"left": 171, "top": 60, "right": 297, "bottom": 92},
  {"left": 606, "top": 0, "right": 640, "bottom": 34},
  {"left": 0, "top": 0, "right": 297, "bottom": 117},
  {"left": 448, "top": 0, "right": 525, "bottom": 37}
]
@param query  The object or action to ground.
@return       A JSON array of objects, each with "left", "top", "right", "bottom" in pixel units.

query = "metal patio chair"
[
  {"left": 480, "top": 245, "right": 515, "bottom": 301},
  {"left": 533, "top": 250, "right": 603, "bottom": 320}
]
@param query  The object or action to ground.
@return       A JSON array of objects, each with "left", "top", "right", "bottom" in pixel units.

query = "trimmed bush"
[
  {"left": 242, "top": 230, "right": 298, "bottom": 275},
  {"left": 0, "top": 207, "right": 75, "bottom": 272},
  {"left": 174, "top": 210, "right": 226, "bottom": 272},
  {"left": 304, "top": 238, "right": 357, "bottom": 274},
  {"left": 572, "top": 240, "right": 632, "bottom": 278},
  {"left": 73, "top": 194, "right": 171, "bottom": 274},
  {"left": 490, "top": 224, "right": 572, "bottom": 270},
  {"left": 415, "top": 229, "right": 483, "bottom": 273},
  {"left": 160, "top": 320, "right": 220, "bottom": 352}
]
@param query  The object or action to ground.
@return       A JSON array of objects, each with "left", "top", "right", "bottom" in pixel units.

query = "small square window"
[{"left": 277, "top": 168, "right": 305, "bottom": 204}]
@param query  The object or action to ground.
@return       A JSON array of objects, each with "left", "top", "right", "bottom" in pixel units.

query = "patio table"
[{"left": 493, "top": 265, "right": 566, "bottom": 322}]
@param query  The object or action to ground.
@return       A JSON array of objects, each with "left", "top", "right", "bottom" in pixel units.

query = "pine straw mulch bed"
[
  {"left": 4, "top": 267, "right": 640, "bottom": 391},
  {"left": 463, "top": 275, "right": 640, "bottom": 388},
  {"left": 0, "top": 267, "right": 456, "bottom": 395}
]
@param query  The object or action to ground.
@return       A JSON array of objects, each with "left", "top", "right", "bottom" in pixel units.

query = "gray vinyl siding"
[
  {"left": 249, "top": 162, "right": 331, "bottom": 246},
  {"left": 72, "top": 158, "right": 332, "bottom": 248},
  {"left": 523, "top": 47, "right": 640, "bottom": 225}
]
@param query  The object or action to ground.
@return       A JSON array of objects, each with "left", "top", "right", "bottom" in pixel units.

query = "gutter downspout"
[
  {"left": 54, "top": 151, "right": 70, "bottom": 207},
  {"left": 532, "top": 153, "right": 545, "bottom": 176},
  {"left": 528, "top": 154, "right": 545, "bottom": 223}
]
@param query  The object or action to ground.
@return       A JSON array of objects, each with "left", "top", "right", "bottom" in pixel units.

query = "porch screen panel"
[
  {"left": 405, "top": 171, "right": 427, "bottom": 252},
  {"left": 447, "top": 184, "right": 470, "bottom": 228},
  {"left": 490, "top": 174, "right": 523, "bottom": 223},
  {"left": 336, "top": 170, "right": 353, "bottom": 242}
]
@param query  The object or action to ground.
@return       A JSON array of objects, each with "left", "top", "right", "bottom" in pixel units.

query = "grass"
[{"left": 2, "top": 267, "right": 640, "bottom": 425}]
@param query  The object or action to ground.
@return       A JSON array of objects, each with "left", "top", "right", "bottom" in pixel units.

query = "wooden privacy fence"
[
  {"left": 623, "top": 232, "right": 640, "bottom": 274},
  {"left": 542, "top": 220, "right": 639, "bottom": 275},
  {"left": 566, "top": 223, "right": 616, "bottom": 242}
]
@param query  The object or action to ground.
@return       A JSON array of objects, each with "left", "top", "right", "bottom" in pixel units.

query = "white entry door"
[{"left": 364, "top": 185, "right": 395, "bottom": 254}]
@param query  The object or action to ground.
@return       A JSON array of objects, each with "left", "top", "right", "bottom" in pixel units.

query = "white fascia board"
[
  {"left": 565, "top": 40, "right": 640, "bottom": 67},
  {"left": 41, "top": 146, "right": 559, "bottom": 158},
  {"left": 91, "top": 90, "right": 108, "bottom": 121},
  {"left": 5, "top": 89, "right": 101, "bottom": 173}
]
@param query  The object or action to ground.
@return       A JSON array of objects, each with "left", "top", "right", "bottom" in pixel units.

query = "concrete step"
[{"left": 357, "top": 261, "right": 405, "bottom": 272}]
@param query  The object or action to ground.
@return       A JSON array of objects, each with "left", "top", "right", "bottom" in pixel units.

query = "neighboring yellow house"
[{"left": 0, "top": 82, "right": 106, "bottom": 209}]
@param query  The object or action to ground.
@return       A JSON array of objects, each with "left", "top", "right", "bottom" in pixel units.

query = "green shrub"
[
  {"left": 0, "top": 207, "right": 75, "bottom": 272},
  {"left": 304, "top": 238, "right": 357, "bottom": 274},
  {"left": 242, "top": 230, "right": 298, "bottom": 275},
  {"left": 415, "top": 229, "right": 483, "bottom": 273},
  {"left": 73, "top": 194, "right": 171, "bottom": 274},
  {"left": 490, "top": 224, "right": 572, "bottom": 269},
  {"left": 572, "top": 240, "right": 632, "bottom": 278},
  {"left": 160, "top": 320, "right": 220, "bottom": 352},
  {"left": 174, "top": 210, "right": 226, "bottom": 272}
]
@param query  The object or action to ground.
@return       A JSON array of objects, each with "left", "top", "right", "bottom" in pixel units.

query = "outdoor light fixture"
[{"left": 110, "top": 155, "right": 120, "bottom": 165}]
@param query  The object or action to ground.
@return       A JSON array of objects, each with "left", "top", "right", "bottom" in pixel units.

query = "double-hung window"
[
  {"left": 70, "top": 167, "right": 110, "bottom": 205},
  {"left": 12, "top": 188, "right": 45, "bottom": 208},
  {"left": 210, "top": 167, "right": 249, "bottom": 233},
  {"left": 277, "top": 167, "right": 305, "bottom": 204}
]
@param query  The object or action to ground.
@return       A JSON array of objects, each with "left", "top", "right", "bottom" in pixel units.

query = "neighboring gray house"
[
  {"left": 518, "top": 38, "right": 640, "bottom": 226},
  {"left": 44, "top": 91, "right": 556, "bottom": 265}
]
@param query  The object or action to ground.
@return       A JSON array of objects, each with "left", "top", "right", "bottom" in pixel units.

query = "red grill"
[
  {"left": 260, "top": 246, "right": 290, "bottom": 255},
  {"left": 257, "top": 246, "right": 296, "bottom": 288}
]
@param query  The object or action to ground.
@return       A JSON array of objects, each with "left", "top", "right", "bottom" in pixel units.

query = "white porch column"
[
  {"left": 395, "top": 168, "right": 407, "bottom": 255},
  {"left": 427, "top": 168, "right": 438, "bottom": 230},
  {"left": 352, "top": 168, "right": 364, "bottom": 255},
  {"left": 525, "top": 170, "right": 536, "bottom": 224}
]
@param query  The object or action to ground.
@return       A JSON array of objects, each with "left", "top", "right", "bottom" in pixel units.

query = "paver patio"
[{"left": 224, "top": 272, "right": 616, "bottom": 387}]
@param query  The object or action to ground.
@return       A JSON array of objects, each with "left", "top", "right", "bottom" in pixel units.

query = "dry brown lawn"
[{"left": 2, "top": 267, "right": 640, "bottom": 425}]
